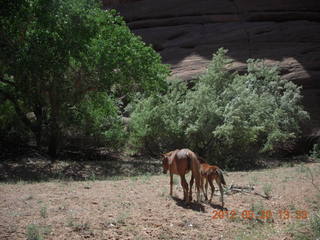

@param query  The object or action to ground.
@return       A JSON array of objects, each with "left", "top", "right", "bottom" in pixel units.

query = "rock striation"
[{"left": 103, "top": 0, "right": 320, "bottom": 137}]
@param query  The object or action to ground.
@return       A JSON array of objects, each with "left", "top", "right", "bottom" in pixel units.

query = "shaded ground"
[
  {"left": 0, "top": 146, "right": 161, "bottom": 182},
  {"left": 0, "top": 158, "right": 319, "bottom": 239}
]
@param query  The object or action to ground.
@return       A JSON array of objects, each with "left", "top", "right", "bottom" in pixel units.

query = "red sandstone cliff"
[{"left": 104, "top": 0, "right": 320, "bottom": 137}]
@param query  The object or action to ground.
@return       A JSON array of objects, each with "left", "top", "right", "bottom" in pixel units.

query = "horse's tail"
[
  {"left": 187, "top": 151, "right": 202, "bottom": 189},
  {"left": 216, "top": 168, "right": 226, "bottom": 186},
  {"left": 188, "top": 151, "right": 203, "bottom": 202}
]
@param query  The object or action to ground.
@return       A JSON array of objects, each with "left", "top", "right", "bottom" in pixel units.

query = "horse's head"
[{"left": 161, "top": 154, "right": 169, "bottom": 174}]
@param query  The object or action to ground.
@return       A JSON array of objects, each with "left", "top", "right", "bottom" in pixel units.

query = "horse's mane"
[{"left": 196, "top": 155, "right": 206, "bottom": 164}]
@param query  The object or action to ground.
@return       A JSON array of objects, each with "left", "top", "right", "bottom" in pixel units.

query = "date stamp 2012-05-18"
[{"left": 211, "top": 209, "right": 308, "bottom": 220}]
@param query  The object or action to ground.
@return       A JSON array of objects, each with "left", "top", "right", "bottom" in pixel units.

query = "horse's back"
[
  {"left": 174, "top": 148, "right": 190, "bottom": 159},
  {"left": 200, "top": 163, "right": 219, "bottom": 177},
  {"left": 170, "top": 149, "right": 193, "bottom": 174}
]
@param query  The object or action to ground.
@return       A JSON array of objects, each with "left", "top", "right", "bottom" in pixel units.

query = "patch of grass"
[
  {"left": 249, "top": 175, "right": 258, "bottom": 187},
  {"left": 9, "top": 211, "right": 21, "bottom": 217},
  {"left": 86, "top": 171, "right": 96, "bottom": 181},
  {"left": 316, "top": 193, "right": 320, "bottom": 209},
  {"left": 66, "top": 217, "right": 75, "bottom": 227},
  {"left": 130, "top": 176, "right": 139, "bottom": 182},
  {"left": 310, "top": 211, "right": 320, "bottom": 238},
  {"left": 227, "top": 213, "right": 243, "bottom": 223},
  {"left": 140, "top": 173, "right": 152, "bottom": 183},
  {"left": 286, "top": 210, "right": 320, "bottom": 240},
  {"left": 307, "top": 197, "right": 320, "bottom": 210},
  {"left": 281, "top": 162, "right": 295, "bottom": 168},
  {"left": 172, "top": 177, "right": 179, "bottom": 185},
  {"left": 67, "top": 218, "right": 92, "bottom": 233},
  {"left": 158, "top": 187, "right": 171, "bottom": 200},
  {"left": 58, "top": 205, "right": 68, "bottom": 211},
  {"left": 107, "top": 212, "right": 130, "bottom": 226},
  {"left": 26, "top": 224, "right": 42, "bottom": 240},
  {"left": 17, "top": 180, "right": 27, "bottom": 185},
  {"left": 282, "top": 176, "right": 292, "bottom": 183},
  {"left": 106, "top": 175, "right": 125, "bottom": 181},
  {"left": 288, "top": 203, "right": 297, "bottom": 211},
  {"left": 251, "top": 201, "right": 264, "bottom": 217},
  {"left": 26, "top": 224, "right": 51, "bottom": 240},
  {"left": 119, "top": 201, "right": 132, "bottom": 209},
  {"left": 73, "top": 222, "right": 90, "bottom": 232},
  {"left": 25, "top": 195, "right": 34, "bottom": 201},
  {"left": 158, "top": 231, "right": 175, "bottom": 240},
  {"left": 295, "top": 164, "right": 308, "bottom": 174},
  {"left": 114, "top": 212, "right": 129, "bottom": 225},
  {"left": 40, "top": 206, "right": 47, "bottom": 218},
  {"left": 178, "top": 218, "right": 200, "bottom": 229},
  {"left": 262, "top": 183, "right": 272, "bottom": 199},
  {"left": 249, "top": 200, "right": 274, "bottom": 224},
  {"left": 234, "top": 222, "right": 277, "bottom": 240},
  {"left": 133, "top": 235, "right": 147, "bottom": 240}
]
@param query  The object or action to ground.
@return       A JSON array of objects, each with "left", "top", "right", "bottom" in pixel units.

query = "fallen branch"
[{"left": 224, "top": 184, "right": 270, "bottom": 199}]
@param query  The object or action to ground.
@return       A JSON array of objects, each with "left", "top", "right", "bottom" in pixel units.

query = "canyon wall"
[{"left": 103, "top": 0, "right": 320, "bottom": 136}]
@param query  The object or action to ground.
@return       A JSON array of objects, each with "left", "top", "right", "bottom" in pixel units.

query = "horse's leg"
[
  {"left": 201, "top": 176, "right": 205, "bottom": 201},
  {"left": 180, "top": 175, "right": 189, "bottom": 202},
  {"left": 204, "top": 177, "right": 209, "bottom": 201},
  {"left": 195, "top": 175, "right": 201, "bottom": 203},
  {"left": 170, "top": 172, "right": 173, "bottom": 196},
  {"left": 216, "top": 178, "right": 224, "bottom": 207},
  {"left": 208, "top": 176, "right": 215, "bottom": 203},
  {"left": 189, "top": 173, "right": 194, "bottom": 201}
]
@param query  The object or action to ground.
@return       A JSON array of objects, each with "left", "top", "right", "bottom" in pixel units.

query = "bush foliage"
[
  {"left": 129, "top": 49, "right": 309, "bottom": 168},
  {"left": 0, "top": 0, "right": 169, "bottom": 155},
  {"left": 0, "top": 0, "right": 309, "bottom": 164}
]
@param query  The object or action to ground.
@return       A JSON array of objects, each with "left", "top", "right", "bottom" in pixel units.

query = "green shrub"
[
  {"left": 40, "top": 206, "right": 47, "bottom": 218},
  {"left": 0, "top": 0, "right": 169, "bottom": 156},
  {"left": 310, "top": 144, "right": 320, "bottom": 160},
  {"left": 129, "top": 48, "right": 309, "bottom": 168},
  {"left": 262, "top": 183, "right": 273, "bottom": 199},
  {"left": 26, "top": 224, "right": 43, "bottom": 240},
  {"left": 67, "top": 92, "right": 127, "bottom": 149},
  {"left": 128, "top": 79, "right": 187, "bottom": 154},
  {"left": 0, "top": 100, "right": 30, "bottom": 144}
]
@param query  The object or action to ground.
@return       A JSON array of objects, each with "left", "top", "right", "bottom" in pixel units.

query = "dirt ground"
[{"left": 0, "top": 159, "right": 319, "bottom": 240}]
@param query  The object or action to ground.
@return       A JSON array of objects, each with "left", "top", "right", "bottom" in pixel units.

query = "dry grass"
[{"left": 0, "top": 162, "right": 319, "bottom": 240}]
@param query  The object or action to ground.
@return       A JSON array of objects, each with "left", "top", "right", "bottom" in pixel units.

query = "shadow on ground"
[
  {"left": 171, "top": 196, "right": 205, "bottom": 212},
  {"left": 0, "top": 145, "right": 161, "bottom": 182}
]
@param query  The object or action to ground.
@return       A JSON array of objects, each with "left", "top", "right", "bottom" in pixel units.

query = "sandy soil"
[{"left": 0, "top": 162, "right": 319, "bottom": 240}]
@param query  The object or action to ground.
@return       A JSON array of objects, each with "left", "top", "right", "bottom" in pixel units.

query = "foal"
[{"left": 198, "top": 161, "right": 226, "bottom": 207}]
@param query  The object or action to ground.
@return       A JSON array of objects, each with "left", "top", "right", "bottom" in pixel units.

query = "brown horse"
[
  {"left": 162, "top": 149, "right": 202, "bottom": 203},
  {"left": 198, "top": 161, "right": 226, "bottom": 207}
]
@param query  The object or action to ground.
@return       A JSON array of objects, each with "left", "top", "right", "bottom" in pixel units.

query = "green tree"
[
  {"left": 0, "top": 0, "right": 169, "bottom": 156},
  {"left": 129, "top": 49, "right": 309, "bottom": 168}
]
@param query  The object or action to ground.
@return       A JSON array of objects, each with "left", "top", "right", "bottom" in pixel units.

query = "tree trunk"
[
  {"left": 31, "top": 124, "right": 42, "bottom": 148},
  {"left": 48, "top": 116, "right": 59, "bottom": 158},
  {"left": 32, "top": 103, "right": 44, "bottom": 147},
  {"left": 48, "top": 78, "right": 62, "bottom": 159}
]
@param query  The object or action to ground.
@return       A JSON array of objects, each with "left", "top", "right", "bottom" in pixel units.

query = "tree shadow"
[
  {"left": 0, "top": 145, "right": 162, "bottom": 182},
  {"left": 171, "top": 196, "right": 205, "bottom": 212}
]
